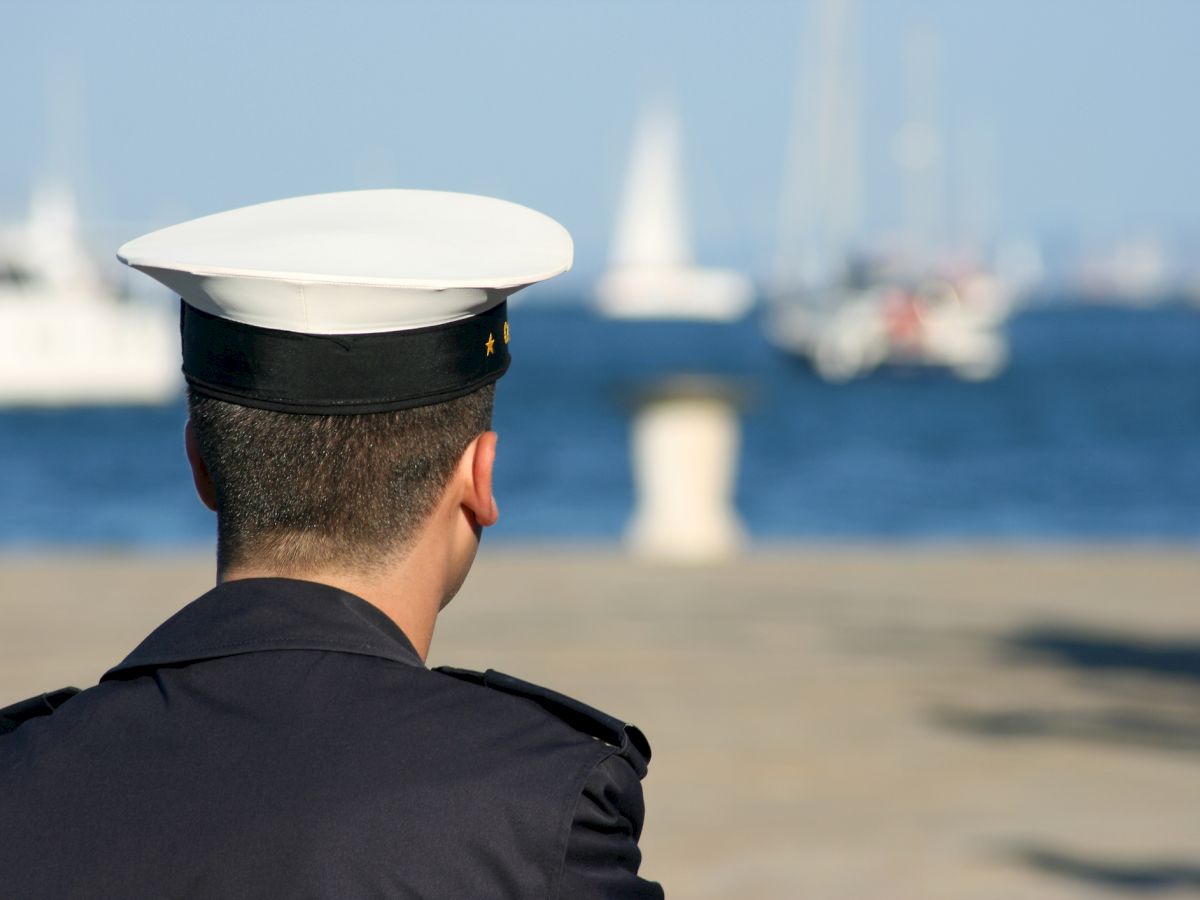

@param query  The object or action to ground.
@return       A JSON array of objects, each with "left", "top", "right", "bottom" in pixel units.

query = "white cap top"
[{"left": 118, "top": 190, "right": 573, "bottom": 335}]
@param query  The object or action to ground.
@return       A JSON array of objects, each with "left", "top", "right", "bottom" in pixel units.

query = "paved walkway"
[{"left": 3, "top": 547, "right": 1199, "bottom": 898}]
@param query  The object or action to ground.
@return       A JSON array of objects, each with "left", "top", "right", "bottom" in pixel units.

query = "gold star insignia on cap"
[{"left": 485, "top": 333, "right": 496, "bottom": 356}]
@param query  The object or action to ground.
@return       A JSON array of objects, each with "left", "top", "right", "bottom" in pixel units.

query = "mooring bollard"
[{"left": 625, "top": 376, "right": 748, "bottom": 563}]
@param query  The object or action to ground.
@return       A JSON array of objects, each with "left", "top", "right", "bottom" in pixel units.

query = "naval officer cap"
[{"left": 118, "top": 190, "right": 573, "bottom": 414}]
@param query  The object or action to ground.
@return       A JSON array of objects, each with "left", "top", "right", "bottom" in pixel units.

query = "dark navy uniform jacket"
[{"left": 0, "top": 578, "right": 663, "bottom": 898}]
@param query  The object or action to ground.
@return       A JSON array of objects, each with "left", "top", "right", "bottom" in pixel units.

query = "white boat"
[
  {"left": 775, "top": 277, "right": 1010, "bottom": 382},
  {"left": 595, "top": 99, "right": 753, "bottom": 322},
  {"left": 1074, "top": 235, "right": 1174, "bottom": 306},
  {"left": 768, "top": 0, "right": 1012, "bottom": 382},
  {"left": 0, "top": 181, "right": 179, "bottom": 407}
]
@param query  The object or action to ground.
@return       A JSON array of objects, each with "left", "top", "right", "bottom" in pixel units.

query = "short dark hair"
[{"left": 187, "top": 386, "right": 494, "bottom": 574}]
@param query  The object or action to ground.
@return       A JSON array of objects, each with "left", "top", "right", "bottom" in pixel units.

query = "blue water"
[{"left": 1, "top": 305, "right": 1197, "bottom": 546}]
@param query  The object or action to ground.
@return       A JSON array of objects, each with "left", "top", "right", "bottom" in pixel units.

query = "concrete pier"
[{"left": 3, "top": 546, "right": 1198, "bottom": 898}]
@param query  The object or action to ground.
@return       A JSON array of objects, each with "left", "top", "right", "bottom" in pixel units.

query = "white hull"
[
  {"left": 596, "top": 265, "right": 754, "bottom": 322},
  {"left": 0, "top": 180, "right": 181, "bottom": 407},
  {"left": 0, "top": 293, "right": 180, "bottom": 406},
  {"left": 768, "top": 276, "right": 1012, "bottom": 382}
]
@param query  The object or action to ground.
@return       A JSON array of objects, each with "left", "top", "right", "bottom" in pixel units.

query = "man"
[{"left": 0, "top": 190, "right": 662, "bottom": 898}]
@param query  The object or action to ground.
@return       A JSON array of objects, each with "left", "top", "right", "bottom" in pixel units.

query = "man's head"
[
  {"left": 118, "top": 189, "right": 569, "bottom": 627},
  {"left": 185, "top": 385, "right": 497, "bottom": 582}
]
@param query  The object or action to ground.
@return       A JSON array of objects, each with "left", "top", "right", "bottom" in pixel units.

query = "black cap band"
[{"left": 181, "top": 300, "right": 511, "bottom": 414}]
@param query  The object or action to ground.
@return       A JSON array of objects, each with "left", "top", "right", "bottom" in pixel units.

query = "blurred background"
[{"left": 1, "top": 1, "right": 1198, "bottom": 897}]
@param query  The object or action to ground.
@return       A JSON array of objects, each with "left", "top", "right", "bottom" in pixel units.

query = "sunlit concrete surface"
[{"left": 3, "top": 547, "right": 1199, "bottom": 899}]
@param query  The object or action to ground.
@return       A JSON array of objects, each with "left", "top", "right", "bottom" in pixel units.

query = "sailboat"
[
  {"left": 595, "top": 99, "right": 753, "bottom": 321},
  {"left": 0, "top": 181, "right": 179, "bottom": 406},
  {"left": 766, "top": 0, "right": 882, "bottom": 380},
  {"left": 767, "top": 0, "right": 1011, "bottom": 382}
]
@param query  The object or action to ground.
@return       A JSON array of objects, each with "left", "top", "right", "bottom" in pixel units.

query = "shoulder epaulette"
[
  {"left": 0, "top": 687, "right": 80, "bottom": 736},
  {"left": 434, "top": 666, "right": 651, "bottom": 776}
]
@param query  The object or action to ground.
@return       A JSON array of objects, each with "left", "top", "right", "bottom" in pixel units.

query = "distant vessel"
[
  {"left": 595, "top": 99, "right": 753, "bottom": 321},
  {"left": 0, "top": 182, "right": 179, "bottom": 407},
  {"left": 1073, "top": 234, "right": 1175, "bottom": 306},
  {"left": 767, "top": 0, "right": 1011, "bottom": 381},
  {"left": 770, "top": 276, "right": 1011, "bottom": 382}
]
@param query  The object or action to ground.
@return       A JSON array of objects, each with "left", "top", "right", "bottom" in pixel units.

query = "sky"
[{"left": 3, "top": 0, "right": 1198, "bottom": 289}]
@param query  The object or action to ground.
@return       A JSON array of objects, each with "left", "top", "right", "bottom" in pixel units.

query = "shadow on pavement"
[
  {"left": 1004, "top": 626, "right": 1200, "bottom": 685},
  {"left": 931, "top": 624, "right": 1200, "bottom": 756},
  {"left": 932, "top": 706, "right": 1200, "bottom": 755},
  {"left": 1004, "top": 843, "right": 1200, "bottom": 894}
]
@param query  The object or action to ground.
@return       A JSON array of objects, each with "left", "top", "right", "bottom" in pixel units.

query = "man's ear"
[
  {"left": 184, "top": 420, "right": 218, "bottom": 512},
  {"left": 459, "top": 430, "right": 499, "bottom": 528}
]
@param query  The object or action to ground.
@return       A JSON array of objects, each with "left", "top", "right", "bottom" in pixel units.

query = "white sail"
[
  {"left": 609, "top": 101, "right": 691, "bottom": 270},
  {"left": 596, "top": 98, "right": 753, "bottom": 321}
]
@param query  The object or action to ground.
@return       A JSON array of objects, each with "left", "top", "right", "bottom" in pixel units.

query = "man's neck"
[{"left": 219, "top": 554, "right": 443, "bottom": 661}]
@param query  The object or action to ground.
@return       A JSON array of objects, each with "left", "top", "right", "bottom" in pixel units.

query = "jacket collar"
[{"left": 103, "top": 577, "right": 424, "bottom": 680}]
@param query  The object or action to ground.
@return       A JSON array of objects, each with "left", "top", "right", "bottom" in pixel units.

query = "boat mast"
[
  {"left": 893, "top": 26, "right": 946, "bottom": 276},
  {"left": 773, "top": 0, "right": 862, "bottom": 298}
]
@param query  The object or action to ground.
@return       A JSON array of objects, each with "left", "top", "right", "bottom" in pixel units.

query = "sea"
[{"left": 1, "top": 304, "right": 1197, "bottom": 548}]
